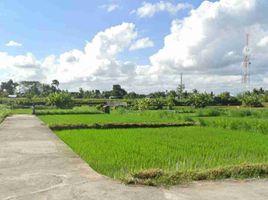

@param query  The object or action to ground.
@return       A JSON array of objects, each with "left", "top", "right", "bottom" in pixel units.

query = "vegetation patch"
[
  {"left": 39, "top": 110, "right": 190, "bottom": 126},
  {"left": 199, "top": 117, "right": 268, "bottom": 134},
  {"left": 50, "top": 122, "right": 195, "bottom": 130},
  {"left": 0, "top": 105, "right": 10, "bottom": 124},
  {"left": 128, "top": 164, "right": 268, "bottom": 186},
  {"left": 35, "top": 110, "right": 103, "bottom": 115}
]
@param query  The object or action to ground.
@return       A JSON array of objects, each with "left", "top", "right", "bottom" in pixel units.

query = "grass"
[
  {"left": 35, "top": 105, "right": 102, "bottom": 115},
  {"left": 49, "top": 121, "right": 195, "bottom": 130},
  {"left": 37, "top": 107, "right": 268, "bottom": 185},
  {"left": 130, "top": 164, "right": 268, "bottom": 186},
  {"left": 0, "top": 105, "right": 10, "bottom": 123},
  {"left": 10, "top": 109, "right": 32, "bottom": 115},
  {"left": 39, "top": 110, "right": 193, "bottom": 126},
  {"left": 199, "top": 116, "right": 268, "bottom": 134},
  {"left": 55, "top": 127, "right": 268, "bottom": 185}
]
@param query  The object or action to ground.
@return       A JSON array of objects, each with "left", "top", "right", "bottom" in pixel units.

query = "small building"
[
  {"left": 8, "top": 95, "right": 17, "bottom": 98},
  {"left": 109, "top": 96, "right": 120, "bottom": 99},
  {"left": 107, "top": 101, "right": 127, "bottom": 108}
]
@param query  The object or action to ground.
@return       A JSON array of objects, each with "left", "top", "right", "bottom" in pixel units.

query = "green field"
[
  {"left": 199, "top": 116, "right": 268, "bottom": 134},
  {"left": 39, "top": 110, "right": 193, "bottom": 126},
  {"left": 56, "top": 127, "right": 268, "bottom": 183},
  {"left": 32, "top": 107, "right": 268, "bottom": 185}
]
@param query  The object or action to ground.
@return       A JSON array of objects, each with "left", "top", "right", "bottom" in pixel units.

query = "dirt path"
[{"left": 0, "top": 115, "right": 268, "bottom": 200}]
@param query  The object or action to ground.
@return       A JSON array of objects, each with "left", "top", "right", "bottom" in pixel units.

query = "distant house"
[
  {"left": 146, "top": 95, "right": 154, "bottom": 99},
  {"left": 109, "top": 96, "right": 120, "bottom": 99},
  {"left": 107, "top": 100, "right": 127, "bottom": 108},
  {"left": 8, "top": 95, "right": 17, "bottom": 98}
]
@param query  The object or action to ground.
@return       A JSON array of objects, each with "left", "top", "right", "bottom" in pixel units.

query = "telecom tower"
[{"left": 242, "top": 34, "right": 251, "bottom": 90}]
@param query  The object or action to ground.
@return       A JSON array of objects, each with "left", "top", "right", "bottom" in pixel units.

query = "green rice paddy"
[
  {"left": 39, "top": 110, "right": 191, "bottom": 125},
  {"left": 35, "top": 107, "right": 268, "bottom": 185},
  {"left": 55, "top": 127, "right": 268, "bottom": 180}
]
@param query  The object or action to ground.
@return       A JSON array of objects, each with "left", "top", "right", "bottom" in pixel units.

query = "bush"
[
  {"left": 241, "top": 93, "right": 263, "bottom": 107},
  {"left": 135, "top": 98, "right": 166, "bottom": 110},
  {"left": 166, "top": 96, "right": 177, "bottom": 110},
  {"left": 187, "top": 93, "right": 213, "bottom": 108},
  {"left": 47, "top": 92, "right": 74, "bottom": 109},
  {"left": 197, "top": 108, "right": 223, "bottom": 117}
]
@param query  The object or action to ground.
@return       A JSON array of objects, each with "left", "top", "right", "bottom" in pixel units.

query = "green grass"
[
  {"left": 199, "top": 116, "right": 268, "bottom": 134},
  {"left": 0, "top": 105, "right": 10, "bottom": 123},
  {"left": 35, "top": 105, "right": 101, "bottom": 115},
  {"left": 37, "top": 105, "right": 98, "bottom": 112},
  {"left": 55, "top": 127, "right": 268, "bottom": 184},
  {"left": 39, "top": 110, "right": 192, "bottom": 126},
  {"left": 10, "top": 109, "right": 32, "bottom": 115},
  {"left": 38, "top": 107, "right": 268, "bottom": 185}
]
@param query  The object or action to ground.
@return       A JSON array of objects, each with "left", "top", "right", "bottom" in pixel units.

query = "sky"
[{"left": 0, "top": 0, "right": 267, "bottom": 94}]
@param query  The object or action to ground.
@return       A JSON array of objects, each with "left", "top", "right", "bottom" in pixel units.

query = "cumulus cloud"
[
  {"left": 1, "top": 23, "right": 140, "bottom": 91},
  {"left": 129, "top": 37, "right": 154, "bottom": 51},
  {"left": 132, "top": 1, "right": 193, "bottom": 18},
  {"left": 2, "top": 0, "right": 268, "bottom": 93},
  {"left": 258, "top": 36, "right": 268, "bottom": 47},
  {"left": 5, "top": 40, "right": 22, "bottom": 47},
  {"left": 147, "top": 0, "right": 268, "bottom": 90},
  {"left": 0, "top": 52, "right": 44, "bottom": 80}
]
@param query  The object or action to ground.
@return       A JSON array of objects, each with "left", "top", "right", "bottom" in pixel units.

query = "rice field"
[
  {"left": 39, "top": 110, "right": 193, "bottom": 126},
  {"left": 199, "top": 116, "right": 268, "bottom": 134},
  {"left": 55, "top": 127, "right": 268, "bottom": 180},
  {"left": 38, "top": 107, "right": 268, "bottom": 185}
]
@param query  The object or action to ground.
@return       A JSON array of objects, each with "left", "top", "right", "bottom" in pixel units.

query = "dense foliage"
[
  {"left": 1, "top": 79, "right": 268, "bottom": 108},
  {"left": 47, "top": 92, "right": 74, "bottom": 109}
]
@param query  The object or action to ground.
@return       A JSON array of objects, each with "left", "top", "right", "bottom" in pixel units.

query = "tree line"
[{"left": 0, "top": 79, "right": 268, "bottom": 108}]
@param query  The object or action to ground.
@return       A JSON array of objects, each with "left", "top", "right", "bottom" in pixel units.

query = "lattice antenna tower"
[{"left": 242, "top": 33, "right": 251, "bottom": 90}]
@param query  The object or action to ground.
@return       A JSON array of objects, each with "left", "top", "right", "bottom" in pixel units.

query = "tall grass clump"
[
  {"left": 200, "top": 117, "right": 268, "bottom": 134},
  {"left": 196, "top": 108, "right": 225, "bottom": 117}
]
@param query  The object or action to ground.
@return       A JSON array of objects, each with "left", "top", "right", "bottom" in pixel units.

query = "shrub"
[
  {"left": 187, "top": 93, "right": 213, "bottom": 108},
  {"left": 197, "top": 108, "right": 223, "bottom": 117},
  {"left": 241, "top": 93, "right": 263, "bottom": 107},
  {"left": 47, "top": 92, "right": 74, "bottom": 109},
  {"left": 166, "top": 96, "right": 177, "bottom": 110}
]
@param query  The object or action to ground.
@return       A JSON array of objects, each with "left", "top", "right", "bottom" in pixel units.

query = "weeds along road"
[{"left": 0, "top": 115, "right": 268, "bottom": 200}]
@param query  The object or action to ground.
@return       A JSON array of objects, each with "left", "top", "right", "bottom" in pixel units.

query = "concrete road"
[{"left": 0, "top": 115, "right": 268, "bottom": 200}]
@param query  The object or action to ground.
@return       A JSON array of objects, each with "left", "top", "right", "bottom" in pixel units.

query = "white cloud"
[
  {"left": 2, "top": 0, "right": 268, "bottom": 93},
  {"left": 101, "top": 3, "right": 120, "bottom": 12},
  {"left": 148, "top": 0, "right": 268, "bottom": 83},
  {"left": 258, "top": 36, "right": 268, "bottom": 47},
  {"left": 5, "top": 40, "right": 22, "bottom": 47},
  {"left": 129, "top": 37, "right": 154, "bottom": 51},
  {"left": 133, "top": 0, "right": 268, "bottom": 93},
  {"left": 17, "top": 23, "right": 137, "bottom": 85},
  {"left": 0, "top": 52, "right": 44, "bottom": 80},
  {"left": 0, "top": 23, "right": 139, "bottom": 90},
  {"left": 132, "top": 1, "right": 193, "bottom": 18}
]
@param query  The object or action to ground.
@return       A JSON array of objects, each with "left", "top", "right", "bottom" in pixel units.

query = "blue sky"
[
  {"left": 0, "top": 0, "right": 201, "bottom": 59},
  {"left": 0, "top": 0, "right": 267, "bottom": 93}
]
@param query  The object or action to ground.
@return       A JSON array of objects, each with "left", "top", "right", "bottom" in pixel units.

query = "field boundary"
[
  {"left": 35, "top": 111, "right": 104, "bottom": 115},
  {"left": 128, "top": 164, "right": 268, "bottom": 186},
  {"left": 50, "top": 122, "right": 196, "bottom": 130}
]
